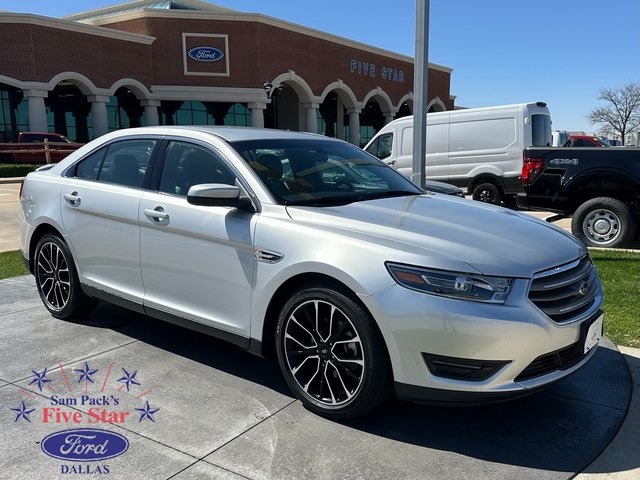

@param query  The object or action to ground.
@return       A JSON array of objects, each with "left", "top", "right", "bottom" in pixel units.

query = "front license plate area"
[{"left": 583, "top": 313, "right": 604, "bottom": 354}]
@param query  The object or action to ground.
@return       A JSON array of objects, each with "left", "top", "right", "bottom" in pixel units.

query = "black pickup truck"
[{"left": 517, "top": 147, "right": 640, "bottom": 248}]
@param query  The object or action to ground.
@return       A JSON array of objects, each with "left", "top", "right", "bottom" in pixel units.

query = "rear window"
[{"left": 531, "top": 114, "right": 552, "bottom": 146}]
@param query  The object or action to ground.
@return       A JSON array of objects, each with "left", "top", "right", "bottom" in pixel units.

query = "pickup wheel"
[
  {"left": 472, "top": 182, "right": 503, "bottom": 205},
  {"left": 572, "top": 197, "right": 637, "bottom": 248}
]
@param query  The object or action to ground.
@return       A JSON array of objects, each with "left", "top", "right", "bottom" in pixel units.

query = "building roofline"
[
  {"left": 74, "top": 8, "right": 453, "bottom": 72},
  {"left": 0, "top": 12, "right": 155, "bottom": 44}
]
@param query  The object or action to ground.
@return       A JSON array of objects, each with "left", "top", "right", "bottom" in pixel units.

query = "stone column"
[
  {"left": 384, "top": 114, "right": 394, "bottom": 125},
  {"left": 303, "top": 103, "right": 319, "bottom": 133},
  {"left": 24, "top": 89, "right": 48, "bottom": 133},
  {"left": 88, "top": 95, "right": 110, "bottom": 138},
  {"left": 248, "top": 102, "right": 266, "bottom": 128},
  {"left": 348, "top": 109, "right": 361, "bottom": 147},
  {"left": 141, "top": 100, "right": 161, "bottom": 127}
]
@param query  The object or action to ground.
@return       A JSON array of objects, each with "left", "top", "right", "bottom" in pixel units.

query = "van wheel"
[
  {"left": 472, "top": 183, "right": 503, "bottom": 205},
  {"left": 571, "top": 197, "right": 637, "bottom": 248}
]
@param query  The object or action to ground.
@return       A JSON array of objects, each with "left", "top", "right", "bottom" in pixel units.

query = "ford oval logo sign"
[
  {"left": 41, "top": 428, "right": 129, "bottom": 462},
  {"left": 188, "top": 46, "right": 224, "bottom": 62}
]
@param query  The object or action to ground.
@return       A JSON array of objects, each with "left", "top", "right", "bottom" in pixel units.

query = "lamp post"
[{"left": 263, "top": 82, "right": 284, "bottom": 129}]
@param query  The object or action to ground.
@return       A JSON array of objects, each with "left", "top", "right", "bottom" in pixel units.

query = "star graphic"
[
  {"left": 29, "top": 368, "right": 52, "bottom": 392},
  {"left": 117, "top": 368, "right": 141, "bottom": 391},
  {"left": 11, "top": 401, "right": 35, "bottom": 423},
  {"left": 75, "top": 362, "right": 99, "bottom": 384},
  {"left": 135, "top": 401, "right": 159, "bottom": 423}
]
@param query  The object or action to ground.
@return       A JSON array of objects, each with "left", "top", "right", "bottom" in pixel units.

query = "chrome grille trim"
[{"left": 528, "top": 256, "right": 600, "bottom": 323}]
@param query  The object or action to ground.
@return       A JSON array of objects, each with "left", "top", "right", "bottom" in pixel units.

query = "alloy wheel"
[
  {"left": 283, "top": 299, "right": 365, "bottom": 406},
  {"left": 36, "top": 241, "right": 71, "bottom": 311}
]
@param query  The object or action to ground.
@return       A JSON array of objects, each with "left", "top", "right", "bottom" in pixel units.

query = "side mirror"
[{"left": 187, "top": 184, "right": 255, "bottom": 212}]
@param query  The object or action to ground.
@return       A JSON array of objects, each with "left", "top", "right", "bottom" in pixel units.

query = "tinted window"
[
  {"left": 531, "top": 114, "right": 552, "bottom": 146},
  {"left": 158, "top": 141, "right": 236, "bottom": 196},
  {"left": 232, "top": 138, "right": 421, "bottom": 206},
  {"left": 74, "top": 148, "right": 106, "bottom": 180},
  {"left": 365, "top": 133, "right": 393, "bottom": 159},
  {"left": 97, "top": 139, "right": 156, "bottom": 188}
]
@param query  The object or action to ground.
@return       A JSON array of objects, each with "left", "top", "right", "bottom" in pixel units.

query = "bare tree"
[{"left": 587, "top": 82, "right": 640, "bottom": 145}]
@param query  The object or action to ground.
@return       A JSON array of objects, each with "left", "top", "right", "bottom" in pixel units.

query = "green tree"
[{"left": 588, "top": 82, "right": 640, "bottom": 145}]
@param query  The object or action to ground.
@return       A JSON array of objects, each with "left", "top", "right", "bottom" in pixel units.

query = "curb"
[{"left": 0, "top": 177, "right": 25, "bottom": 184}]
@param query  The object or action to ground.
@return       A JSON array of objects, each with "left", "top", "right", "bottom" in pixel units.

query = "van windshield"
[{"left": 531, "top": 114, "right": 552, "bottom": 146}]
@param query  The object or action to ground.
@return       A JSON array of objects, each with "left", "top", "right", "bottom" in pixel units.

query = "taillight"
[{"left": 521, "top": 154, "right": 543, "bottom": 185}]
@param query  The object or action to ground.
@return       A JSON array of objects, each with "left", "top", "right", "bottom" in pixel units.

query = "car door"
[
  {"left": 139, "top": 139, "right": 257, "bottom": 337},
  {"left": 60, "top": 138, "right": 158, "bottom": 303}
]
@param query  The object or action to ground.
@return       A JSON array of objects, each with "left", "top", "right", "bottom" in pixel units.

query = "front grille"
[
  {"left": 515, "top": 341, "right": 585, "bottom": 382},
  {"left": 528, "top": 256, "right": 599, "bottom": 323}
]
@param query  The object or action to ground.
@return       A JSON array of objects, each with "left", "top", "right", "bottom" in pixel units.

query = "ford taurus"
[{"left": 19, "top": 126, "right": 604, "bottom": 419}]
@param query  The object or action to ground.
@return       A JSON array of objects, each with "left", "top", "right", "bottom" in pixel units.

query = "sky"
[{"left": 2, "top": 0, "right": 639, "bottom": 132}]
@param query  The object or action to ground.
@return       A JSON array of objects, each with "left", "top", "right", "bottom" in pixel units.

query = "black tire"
[
  {"left": 34, "top": 234, "right": 97, "bottom": 319},
  {"left": 571, "top": 197, "right": 637, "bottom": 248},
  {"left": 275, "top": 287, "right": 391, "bottom": 419},
  {"left": 472, "top": 182, "right": 503, "bottom": 205}
]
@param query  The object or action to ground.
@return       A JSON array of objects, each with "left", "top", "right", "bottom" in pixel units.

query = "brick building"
[{"left": 0, "top": 0, "right": 454, "bottom": 146}]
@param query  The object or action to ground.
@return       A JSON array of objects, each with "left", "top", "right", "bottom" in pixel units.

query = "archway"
[
  {"left": 0, "top": 83, "right": 27, "bottom": 142},
  {"left": 46, "top": 82, "right": 92, "bottom": 142},
  {"left": 107, "top": 87, "right": 143, "bottom": 131}
]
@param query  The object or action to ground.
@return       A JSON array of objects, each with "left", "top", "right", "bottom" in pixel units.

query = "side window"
[
  {"left": 97, "top": 139, "right": 156, "bottom": 188},
  {"left": 158, "top": 141, "right": 236, "bottom": 196},
  {"left": 366, "top": 133, "right": 393, "bottom": 159},
  {"left": 74, "top": 148, "right": 106, "bottom": 180}
]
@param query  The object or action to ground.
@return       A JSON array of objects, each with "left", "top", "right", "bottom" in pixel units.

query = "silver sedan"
[{"left": 19, "top": 126, "right": 604, "bottom": 419}]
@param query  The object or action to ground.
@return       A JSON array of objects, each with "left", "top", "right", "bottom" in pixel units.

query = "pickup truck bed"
[{"left": 517, "top": 146, "right": 640, "bottom": 248}]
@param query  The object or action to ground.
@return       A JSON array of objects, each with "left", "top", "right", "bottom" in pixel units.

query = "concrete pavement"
[{"left": 0, "top": 275, "right": 635, "bottom": 479}]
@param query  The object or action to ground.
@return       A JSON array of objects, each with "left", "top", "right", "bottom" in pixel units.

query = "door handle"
[
  {"left": 64, "top": 192, "right": 81, "bottom": 206},
  {"left": 144, "top": 207, "right": 169, "bottom": 221}
]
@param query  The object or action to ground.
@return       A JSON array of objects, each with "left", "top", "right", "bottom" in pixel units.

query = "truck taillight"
[{"left": 521, "top": 155, "right": 543, "bottom": 185}]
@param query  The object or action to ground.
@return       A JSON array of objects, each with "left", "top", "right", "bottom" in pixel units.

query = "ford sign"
[
  {"left": 41, "top": 428, "right": 129, "bottom": 462},
  {"left": 188, "top": 46, "right": 224, "bottom": 62}
]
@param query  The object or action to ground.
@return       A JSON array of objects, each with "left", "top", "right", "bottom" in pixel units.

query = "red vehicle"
[
  {"left": 563, "top": 135, "right": 611, "bottom": 147},
  {"left": 0, "top": 132, "right": 80, "bottom": 164}
]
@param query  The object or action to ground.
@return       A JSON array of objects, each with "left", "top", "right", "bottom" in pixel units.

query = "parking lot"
[{"left": 0, "top": 181, "right": 638, "bottom": 479}]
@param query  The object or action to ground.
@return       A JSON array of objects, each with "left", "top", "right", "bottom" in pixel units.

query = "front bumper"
[{"left": 361, "top": 278, "right": 603, "bottom": 403}]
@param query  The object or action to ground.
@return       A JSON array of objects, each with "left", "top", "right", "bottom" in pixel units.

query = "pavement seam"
[{"left": 166, "top": 398, "right": 299, "bottom": 480}]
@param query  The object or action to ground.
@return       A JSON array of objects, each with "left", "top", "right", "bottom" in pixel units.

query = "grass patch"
[
  {"left": 0, "top": 250, "right": 28, "bottom": 279},
  {"left": 591, "top": 249, "right": 640, "bottom": 348},
  {"left": 0, "top": 164, "right": 39, "bottom": 177},
  {"left": 0, "top": 248, "right": 638, "bottom": 347}
]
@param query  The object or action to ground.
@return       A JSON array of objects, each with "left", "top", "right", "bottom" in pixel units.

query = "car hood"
[{"left": 285, "top": 194, "right": 586, "bottom": 278}]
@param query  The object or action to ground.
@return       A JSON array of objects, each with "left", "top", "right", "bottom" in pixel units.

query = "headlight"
[{"left": 386, "top": 263, "right": 513, "bottom": 304}]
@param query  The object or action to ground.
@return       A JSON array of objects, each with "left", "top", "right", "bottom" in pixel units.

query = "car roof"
[{"left": 109, "top": 126, "right": 334, "bottom": 143}]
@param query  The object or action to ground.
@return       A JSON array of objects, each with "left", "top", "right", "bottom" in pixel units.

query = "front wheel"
[
  {"left": 571, "top": 197, "right": 637, "bottom": 248},
  {"left": 34, "top": 234, "right": 97, "bottom": 319},
  {"left": 275, "top": 287, "right": 391, "bottom": 419},
  {"left": 472, "top": 182, "right": 503, "bottom": 205}
]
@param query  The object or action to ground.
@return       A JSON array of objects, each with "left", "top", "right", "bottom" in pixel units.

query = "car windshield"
[{"left": 231, "top": 138, "right": 422, "bottom": 206}]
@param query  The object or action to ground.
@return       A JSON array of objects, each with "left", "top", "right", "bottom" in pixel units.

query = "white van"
[{"left": 364, "top": 102, "right": 552, "bottom": 204}]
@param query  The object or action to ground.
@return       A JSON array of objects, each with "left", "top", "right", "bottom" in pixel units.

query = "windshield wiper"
[
  {"left": 292, "top": 196, "right": 357, "bottom": 207},
  {"left": 356, "top": 189, "right": 422, "bottom": 201}
]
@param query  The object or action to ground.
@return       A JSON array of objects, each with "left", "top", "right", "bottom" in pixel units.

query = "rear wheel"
[
  {"left": 34, "top": 234, "right": 97, "bottom": 319},
  {"left": 472, "top": 182, "right": 503, "bottom": 205},
  {"left": 275, "top": 287, "right": 391, "bottom": 419},
  {"left": 571, "top": 197, "right": 637, "bottom": 248}
]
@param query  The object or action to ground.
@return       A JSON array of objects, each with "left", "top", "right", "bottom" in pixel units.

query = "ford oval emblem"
[
  {"left": 41, "top": 428, "right": 129, "bottom": 462},
  {"left": 187, "top": 46, "right": 224, "bottom": 62}
]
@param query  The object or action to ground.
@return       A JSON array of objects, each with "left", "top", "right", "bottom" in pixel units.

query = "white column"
[
  {"left": 141, "top": 100, "right": 161, "bottom": 126},
  {"left": 24, "top": 89, "right": 48, "bottom": 132},
  {"left": 348, "top": 109, "right": 361, "bottom": 147},
  {"left": 384, "top": 114, "right": 394, "bottom": 125},
  {"left": 248, "top": 102, "right": 266, "bottom": 128},
  {"left": 88, "top": 95, "right": 110, "bottom": 138},
  {"left": 303, "top": 103, "right": 319, "bottom": 133}
]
